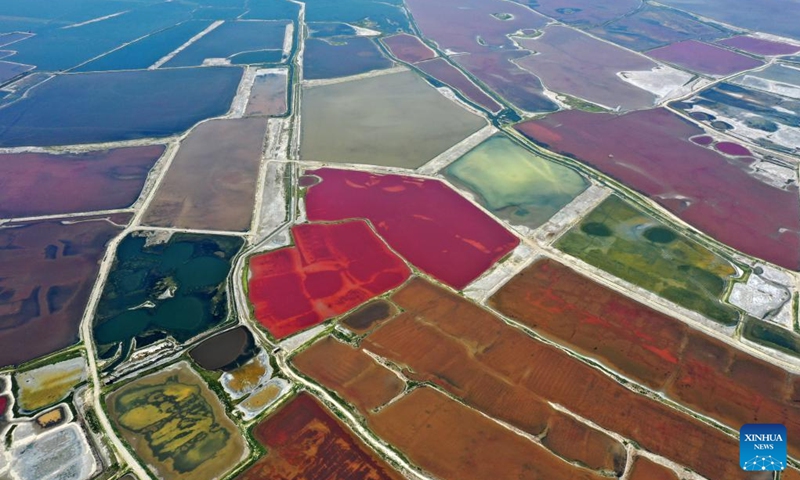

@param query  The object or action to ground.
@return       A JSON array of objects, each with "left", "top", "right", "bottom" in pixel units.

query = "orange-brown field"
[
  {"left": 236, "top": 393, "right": 402, "bottom": 480},
  {"left": 293, "top": 336, "right": 404, "bottom": 412},
  {"left": 628, "top": 457, "right": 679, "bottom": 480},
  {"left": 363, "top": 277, "right": 756, "bottom": 479},
  {"left": 364, "top": 278, "right": 625, "bottom": 475},
  {"left": 369, "top": 387, "right": 607, "bottom": 480},
  {"left": 490, "top": 259, "right": 800, "bottom": 457}
]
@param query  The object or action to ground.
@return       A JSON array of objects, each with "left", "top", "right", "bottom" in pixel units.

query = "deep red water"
[
  {"left": 248, "top": 220, "right": 410, "bottom": 339},
  {"left": 715, "top": 141, "right": 751, "bottom": 156},
  {"left": 304, "top": 168, "right": 519, "bottom": 288}
]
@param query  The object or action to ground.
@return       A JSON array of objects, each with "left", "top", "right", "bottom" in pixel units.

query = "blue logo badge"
[{"left": 740, "top": 424, "right": 787, "bottom": 471}]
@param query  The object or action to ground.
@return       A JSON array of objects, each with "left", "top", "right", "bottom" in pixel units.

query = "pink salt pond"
[{"left": 715, "top": 142, "right": 751, "bottom": 156}]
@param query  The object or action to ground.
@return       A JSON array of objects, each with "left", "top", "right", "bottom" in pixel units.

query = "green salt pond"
[{"left": 444, "top": 135, "right": 588, "bottom": 228}]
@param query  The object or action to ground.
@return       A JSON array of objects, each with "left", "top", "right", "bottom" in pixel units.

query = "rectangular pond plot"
[
  {"left": 305, "top": 168, "right": 519, "bottom": 289},
  {"left": 363, "top": 278, "right": 627, "bottom": 476},
  {"left": 515, "top": 26, "right": 660, "bottom": 111},
  {"left": 648, "top": 40, "right": 764, "bottom": 76},
  {"left": 8, "top": 1, "right": 195, "bottom": 72},
  {"left": 513, "top": 0, "right": 640, "bottom": 27},
  {"left": 16, "top": 356, "right": 87, "bottom": 412},
  {"left": 0, "top": 216, "right": 127, "bottom": 368},
  {"left": 0, "top": 145, "right": 164, "bottom": 218},
  {"left": 74, "top": 20, "right": 215, "bottom": 72},
  {"left": 444, "top": 134, "right": 588, "bottom": 229},
  {"left": 143, "top": 118, "right": 267, "bottom": 232},
  {"left": 237, "top": 393, "right": 403, "bottom": 480},
  {"left": 381, "top": 33, "right": 436, "bottom": 63},
  {"left": 292, "top": 336, "right": 405, "bottom": 412},
  {"left": 92, "top": 232, "right": 243, "bottom": 353},
  {"left": 164, "top": 20, "right": 289, "bottom": 67},
  {"left": 455, "top": 51, "right": 559, "bottom": 113},
  {"left": 717, "top": 36, "right": 800, "bottom": 56},
  {"left": 406, "top": 0, "right": 548, "bottom": 54},
  {"left": 300, "top": 0, "right": 410, "bottom": 33},
  {"left": 588, "top": 4, "right": 730, "bottom": 52},
  {"left": 628, "top": 457, "right": 680, "bottom": 480},
  {"left": 369, "top": 387, "right": 608, "bottom": 480},
  {"left": 375, "top": 279, "right": 750, "bottom": 479},
  {"left": 300, "top": 70, "right": 486, "bottom": 168},
  {"left": 416, "top": 58, "right": 502, "bottom": 113},
  {"left": 245, "top": 70, "right": 287, "bottom": 116},
  {"left": 515, "top": 108, "right": 800, "bottom": 271},
  {"left": 106, "top": 362, "right": 248, "bottom": 480},
  {"left": 490, "top": 258, "right": 800, "bottom": 458},
  {"left": 673, "top": 81, "right": 800, "bottom": 157},
  {"left": 303, "top": 37, "right": 392, "bottom": 80},
  {"left": 248, "top": 221, "right": 410, "bottom": 339},
  {"left": 0, "top": 67, "right": 242, "bottom": 147},
  {"left": 555, "top": 195, "right": 740, "bottom": 325}
]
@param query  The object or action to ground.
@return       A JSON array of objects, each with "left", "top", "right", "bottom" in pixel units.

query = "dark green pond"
[{"left": 93, "top": 232, "right": 243, "bottom": 350}]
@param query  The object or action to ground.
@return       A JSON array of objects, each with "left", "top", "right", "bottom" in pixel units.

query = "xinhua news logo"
[{"left": 740, "top": 424, "right": 787, "bottom": 471}]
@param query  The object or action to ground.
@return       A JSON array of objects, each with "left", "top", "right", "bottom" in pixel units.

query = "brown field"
[
  {"left": 490, "top": 259, "right": 800, "bottom": 458},
  {"left": 628, "top": 457, "right": 678, "bottom": 480},
  {"left": 369, "top": 387, "right": 606, "bottom": 480},
  {"left": 340, "top": 299, "right": 398, "bottom": 334},
  {"left": 784, "top": 468, "right": 800, "bottom": 480},
  {"left": 143, "top": 118, "right": 267, "bottom": 231},
  {"left": 293, "top": 336, "right": 404, "bottom": 412},
  {"left": 364, "top": 278, "right": 625, "bottom": 474},
  {"left": 367, "top": 278, "right": 755, "bottom": 479},
  {"left": 237, "top": 393, "right": 402, "bottom": 480}
]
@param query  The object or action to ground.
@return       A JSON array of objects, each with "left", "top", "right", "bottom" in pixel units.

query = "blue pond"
[
  {"left": 163, "top": 20, "right": 289, "bottom": 67},
  {"left": 74, "top": 20, "right": 214, "bottom": 72},
  {"left": 0, "top": 66, "right": 242, "bottom": 147},
  {"left": 304, "top": 37, "right": 392, "bottom": 79}
]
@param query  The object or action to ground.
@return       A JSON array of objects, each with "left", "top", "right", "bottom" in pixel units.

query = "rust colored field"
[
  {"left": 248, "top": 221, "right": 410, "bottom": 339},
  {"left": 340, "top": 299, "right": 398, "bottom": 334},
  {"left": 784, "top": 468, "right": 800, "bottom": 480},
  {"left": 0, "top": 146, "right": 164, "bottom": 218},
  {"left": 293, "top": 336, "right": 404, "bottom": 412},
  {"left": 143, "top": 118, "right": 267, "bottom": 232},
  {"left": 365, "top": 279, "right": 625, "bottom": 474},
  {"left": 490, "top": 258, "right": 800, "bottom": 458},
  {"left": 417, "top": 58, "right": 502, "bottom": 112},
  {"left": 628, "top": 457, "right": 679, "bottom": 480},
  {"left": 515, "top": 108, "right": 800, "bottom": 270},
  {"left": 237, "top": 393, "right": 401, "bottom": 480},
  {"left": 0, "top": 216, "right": 127, "bottom": 367},
  {"left": 381, "top": 34, "right": 436, "bottom": 63},
  {"left": 369, "top": 387, "right": 606, "bottom": 480},
  {"left": 305, "top": 168, "right": 519, "bottom": 289},
  {"left": 367, "top": 278, "right": 753, "bottom": 479}
]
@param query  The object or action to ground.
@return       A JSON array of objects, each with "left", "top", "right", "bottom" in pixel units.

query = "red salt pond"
[
  {"left": 381, "top": 33, "right": 436, "bottom": 63},
  {"left": 715, "top": 141, "right": 751, "bottom": 156},
  {"left": 417, "top": 58, "right": 502, "bottom": 112},
  {"left": 0, "top": 395, "right": 7, "bottom": 416},
  {"left": 690, "top": 135, "right": 714, "bottom": 146},
  {"left": 717, "top": 35, "right": 800, "bottom": 56},
  {"left": 248, "top": 220, "right": 410, "bottom": 339},
  {"left": 0, "top": 146, "right": 164, "bottom": 218},
  {"left": 516, "top": 108, "right": 800, "bottom": 270},
  {"left": 648, "top": 40, "right": 764, "bottom": 76},
  {"left": 305, "top": 168, "right": 519, "bottom": 289}
]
